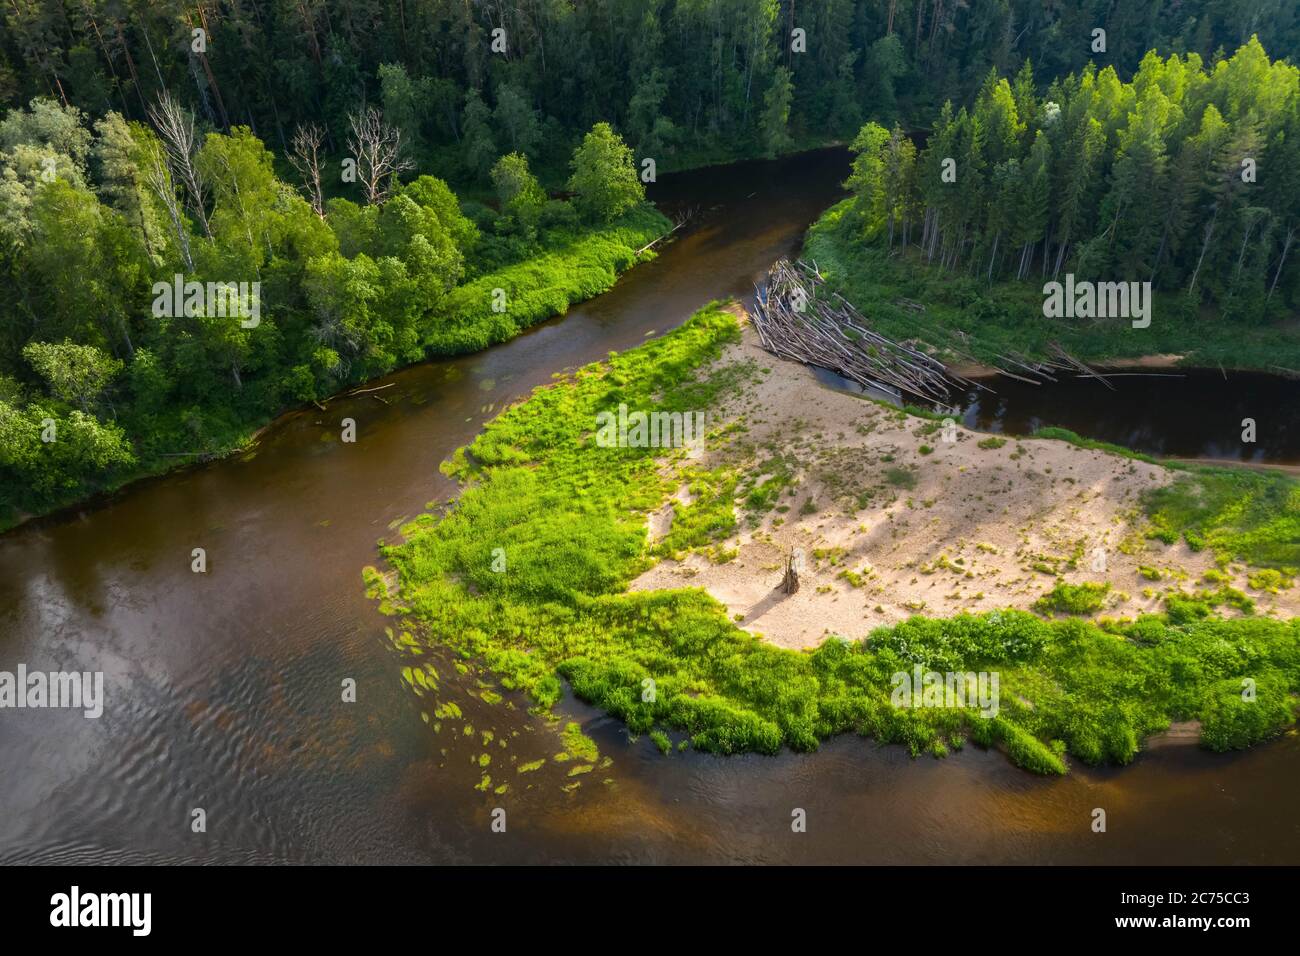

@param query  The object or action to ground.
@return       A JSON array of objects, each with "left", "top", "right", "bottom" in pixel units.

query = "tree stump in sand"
[{"left": 782, "top": 550, "right": 800, "bottom": 594}]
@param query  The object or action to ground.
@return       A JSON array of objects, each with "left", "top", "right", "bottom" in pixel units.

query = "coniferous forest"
[
  {"left": 842, "top": 42, "right": 1300, "bottom": 298},
  {"left": 817, "top": 38, "right": 1300, "bottom": 368}
]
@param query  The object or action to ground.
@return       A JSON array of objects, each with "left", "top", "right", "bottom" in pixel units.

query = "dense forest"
[
  {"left": 4, "top": 1, "right": 1300, "bottom": 177},
  {"left": 833, "top": 39, "right": 1300, "bottom": 317},
  {"left": 0, "top": 93, "right": 658, "bottom": 522},
  {"left": 3, "top": 1, "right": 1300, "bottom": 524}
]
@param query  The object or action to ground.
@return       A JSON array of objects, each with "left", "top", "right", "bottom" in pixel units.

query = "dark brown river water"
[
  {"left": 2, "top": 148, "right": 1299, "bottom": 865},
  {"left": 958, "top": 371, "right": 1300, "bottom": 465}
]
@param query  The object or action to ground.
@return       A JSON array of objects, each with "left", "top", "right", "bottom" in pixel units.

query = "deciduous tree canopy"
[{"left": 0, "top": 92, "right": 659, "bottom": 522}]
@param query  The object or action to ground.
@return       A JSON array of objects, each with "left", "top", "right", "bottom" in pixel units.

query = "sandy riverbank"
[{"left": 630, "top": 316, "right": 1298, "bottom": 649}]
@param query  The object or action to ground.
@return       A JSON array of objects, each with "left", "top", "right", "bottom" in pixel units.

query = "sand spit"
[{"left": 630, "top": 316, "right": 1298, "bottom": 649}]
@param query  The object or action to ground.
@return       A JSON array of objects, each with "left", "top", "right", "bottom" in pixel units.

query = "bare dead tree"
[
  {"left": 346, "top": 106, "right": 413, "bottom": 205},
  {"left": 147, "top": 91, "right": 211, "bottom": 238},
  {"left": 287, "top": 122, "right": 327, "bottom": 217},
  {"left": 633, "top": 205, "right": 696, "bottom": 256},
  {"left": 143, "top": 147, "right": 195, "bottom": 272},
  {"left": 1269, "top": 224, "right": 1295, "bottom": 300}
]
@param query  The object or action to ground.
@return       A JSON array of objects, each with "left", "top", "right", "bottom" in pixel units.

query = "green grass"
[
  {"left": 376, "top": 303, "right": 1300, "bottom": 773},
  {"left": 837, "top": 568, "right": 868, "bottom": 588},
  {"left": 1248, "top": 568, "right": 1293, "bottom": 592},
  {"left": 1027, "top": 426, "right": 1163, "bottom": 465},
  {"left": 884, "top": 467, "right": 916, "bottom": 489},
  {"left": 1034, "top": 581, "right": 1111, "bottom": 616},
  {"left": 653, "top": 470, "right": 742, "bottom": 559},
  {"left": 1143, "top": 467, "right": 1300, "bottom": 568},
  {"left": 1163, "top": 586, "right": 1255, "bottom": 623},
  {"left": 740, "top": 456, "right": 795, "bottom": 519},
  {"left": 804, "top": 199, "right": 1300, "bottom": 370},
  {"left": 425, "top": 205, "right": 669, "bottom": 356},
  {"left": 1200, "top": 675, "right": 1298, "bottom": 751}
]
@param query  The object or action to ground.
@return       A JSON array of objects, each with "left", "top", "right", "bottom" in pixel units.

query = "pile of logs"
[
  {"left": 752, "top": 258, "right": 964, "bottom": 404},
  {"left": 752, "top": 258, "right": 1127, "bottom": 400}
]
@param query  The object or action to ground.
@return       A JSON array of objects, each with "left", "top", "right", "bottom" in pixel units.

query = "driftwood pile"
[
  {"left": 752, "top": 259, "right": 963, "bottom": 404},
  {"left": 752, "top": 258, "right": 1137, "bottom": 400}
]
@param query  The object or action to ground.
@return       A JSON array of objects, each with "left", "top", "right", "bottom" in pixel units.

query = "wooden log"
[{"left": 1050, "top": 342, "right": 1116, "bottom": 390}]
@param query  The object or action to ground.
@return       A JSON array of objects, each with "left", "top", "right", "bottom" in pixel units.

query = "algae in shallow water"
[{"left": 560, "top": 722, "right": 599, "bottom": 763}]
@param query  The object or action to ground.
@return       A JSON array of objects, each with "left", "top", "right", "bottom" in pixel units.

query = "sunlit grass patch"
[
  {"left": 1144, "top": 467, "right": 1300, "bottom": 568},
  {"left": 1034, "top": 581, "right": 1111, "bottom": 616}
]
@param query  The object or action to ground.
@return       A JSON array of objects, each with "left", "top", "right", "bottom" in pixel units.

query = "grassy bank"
[
  {"left": 804, "top": 200, "right": 1300, "bottom": 371},
  {"left": 425, "top": 206, "right": 668, "bottom": 355},
  {"left": 372, "top": 304, "right": 1300, "bottom": 774},
  {"left": 0, "top": 206, "right": 668, "bottom": 533}
]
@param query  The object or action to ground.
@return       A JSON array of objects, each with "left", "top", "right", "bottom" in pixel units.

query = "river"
[{"left": 2, "top": 148, "right": 1298, "bottom": 865}]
